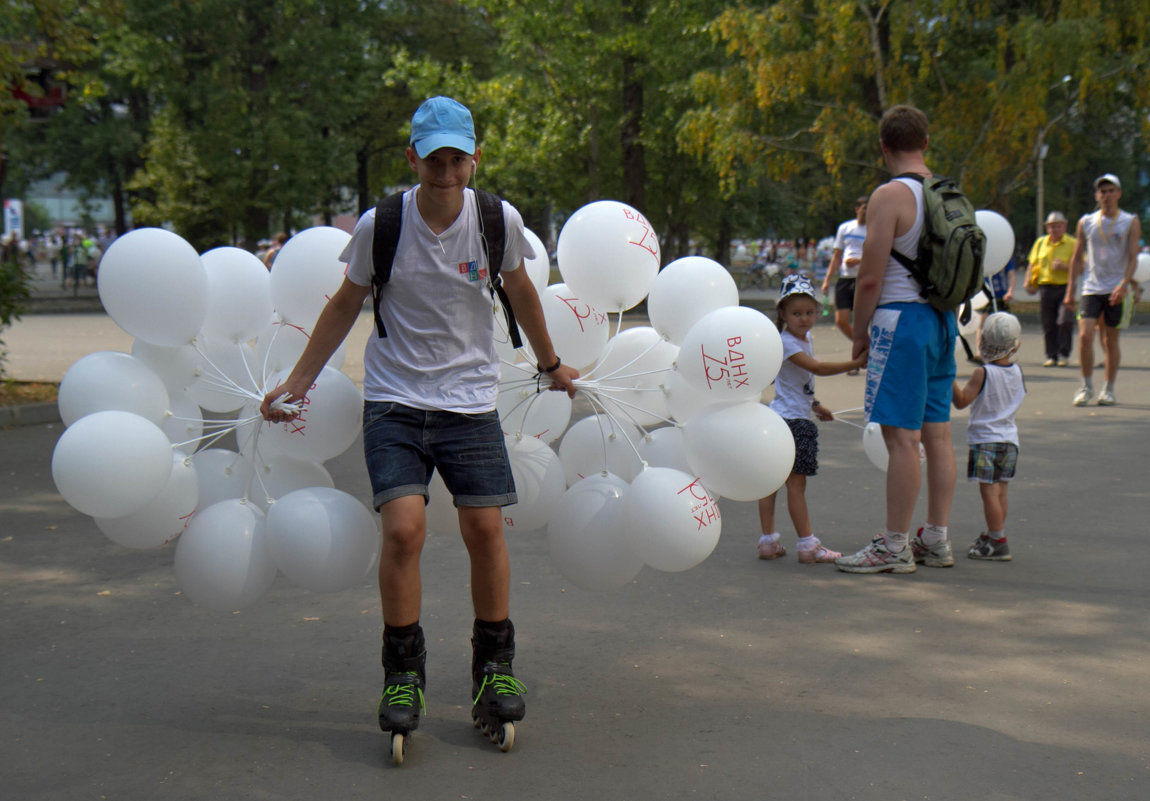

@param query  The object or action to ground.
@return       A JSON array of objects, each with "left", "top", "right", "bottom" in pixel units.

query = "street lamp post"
[{"left": 1036, "top": 143, "right": 1049, "bottom": 238}]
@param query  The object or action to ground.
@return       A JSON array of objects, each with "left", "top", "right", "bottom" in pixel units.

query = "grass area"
[{"left": 0, "top": 380, "right": 59, "bottom": 407}]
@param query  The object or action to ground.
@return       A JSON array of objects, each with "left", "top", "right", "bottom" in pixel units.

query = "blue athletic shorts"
[
  {"left": 362, "top": 401, "right": 517, "bottom": 510},
  {"left": 864, "top": 302, "right": 957, "bottom": 430}
]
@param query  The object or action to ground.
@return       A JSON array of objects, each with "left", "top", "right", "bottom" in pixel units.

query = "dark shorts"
[
  {"left": 785, "top": 418, "right": 819, "bottom": 477},
  {"left": 833, "top": 277, "right": 857, "bottom": 311},
  {"left": 362, "top": 401, "right": 517, "bottom": 511},
  {"left": 1079, "top": 293, "right": 1122, "bottom": 327},
  {"left": 967, "top": 442, "right": 1018, "bottom": 484}
]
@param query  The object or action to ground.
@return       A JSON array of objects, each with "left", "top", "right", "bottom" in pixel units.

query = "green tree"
[{"left": 682, "top": 0, "right": 1150, "bottom": 235}]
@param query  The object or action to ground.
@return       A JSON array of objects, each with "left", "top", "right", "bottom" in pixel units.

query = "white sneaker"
[
  {"left": 1096, "top": 389, "right": 1116, "bottom": 406},
  {"left": 1072, "top": 387, "right": 1091, "bottom": 406},
  {"left": 1042, "top": 358, "right": 1057, "bottom": 368}
]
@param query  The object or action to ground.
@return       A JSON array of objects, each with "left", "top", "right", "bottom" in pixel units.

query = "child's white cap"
[{"left": 980, "top": 312, "right": 1022, "bottom": 362}]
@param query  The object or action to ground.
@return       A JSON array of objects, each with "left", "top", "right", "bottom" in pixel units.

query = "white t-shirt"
[
  {"left": 833, "top": 219, "right": 866, "bottom": 277},
  {"left": 967, "top": 363, "right": 1025, "bottom": 446},
  {"left": 1080, "top": 209, "right": 1136, "bottom": 295},
  {"left": 770, "top": 329, "right": 816, "bottom": 421},
  {"left": 879, "top": 177, "right": 928, "bottom": 305},
  {"left": 342, "top": 187, "right": 533, "bottom": 413}
]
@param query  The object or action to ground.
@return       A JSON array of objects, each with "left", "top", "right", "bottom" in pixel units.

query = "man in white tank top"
[
  {"left": 1064, "top": 174, "right": 1142, "bottom": 406},
  {"left": 837, "top": 105, "right": 958, "bottom": 576}
]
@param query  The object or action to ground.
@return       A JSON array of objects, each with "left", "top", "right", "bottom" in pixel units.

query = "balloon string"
[
  {"left": 832, "top": 406, "right": 864, "bottom": 415},
  {"left": 833, "top": 418, "right": 866, "bottom": 430},
  {"left": 590, "top": 391, "right": 677, "bottom": 428},
  {"left": 170, "top": 412, "right": 263, "bottom": 449},
  {"left": 191, "top": 341, "right": 264, "bottom": 401},
  {"left": 577, "top": 391, "right": 648, "bottom": 471},
  {"left": 584, "top": 336, "right": 669, "bottom": 383}
]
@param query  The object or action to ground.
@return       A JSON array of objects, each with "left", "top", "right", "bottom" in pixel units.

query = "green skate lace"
[
  {"left": 472, "top": 671, "right": 527, "bottom": 706},
  {"left": 381, "top": 672, "right": 425, "bottom": 711}
]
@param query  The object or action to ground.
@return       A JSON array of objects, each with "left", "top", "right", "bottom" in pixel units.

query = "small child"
[
  {"left": 952, "top": 312, "right": 1026, "bottom": 561},
  {"left": 758, "top": 275, "right": 867, "bottom": 563}
]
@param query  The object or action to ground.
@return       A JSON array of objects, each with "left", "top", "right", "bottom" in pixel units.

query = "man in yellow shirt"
[{"left": 1025, "top": 211, "right": 1076, "bottom": 366}]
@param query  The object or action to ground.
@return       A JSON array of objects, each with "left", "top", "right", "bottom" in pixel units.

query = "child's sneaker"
[
  {"left": 968, "top": 534, "right": 1012, "bottom": 561},
  {"left": 757, "top": 537, "right": 787, "bottom": 560},
  {"left": 797, "top": 538, "right": 842, "bottom": 564},
  {"left": 835, "top": 536, "right": 916, "bottom": 574},
  {"left": 910, "top": 528, "right": 955, "bottom": 567}
]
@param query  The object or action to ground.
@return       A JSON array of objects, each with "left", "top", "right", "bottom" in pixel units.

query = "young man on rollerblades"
[{"left": 262, "top": 96, "right": 578, "bottom": 764}]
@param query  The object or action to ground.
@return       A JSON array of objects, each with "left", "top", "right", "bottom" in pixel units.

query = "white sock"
[
  {"left": 988, "top": 529, "right": 1005, "bottom": 541},
  {"left": 1082, "top": 377, "right": 1094, "bottom": 392},
  {"left": 759, "top": 532, "right": 780, "bottom": 545},
  {"left": 884, "top": 529, "right": 909, "bottom": 552},
  {"left": 1104, "top": 381, "right": 1116, "bottom": 394},
  {"left": 920, "top": 524, "right": 948, "bottom": 545},
  {"left": 797, "top": 535, "right": 818, "bottom": 551}
]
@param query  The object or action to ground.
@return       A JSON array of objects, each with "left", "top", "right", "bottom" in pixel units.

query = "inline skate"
[
  {"left": 471, "top": 619, "right": 526, "bottom": 752},
  {"left": 378, "top": 625, "right": 426, "bottom": 765}
]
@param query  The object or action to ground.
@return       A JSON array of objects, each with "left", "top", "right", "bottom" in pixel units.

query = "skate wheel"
[
  {"left": 498, "top": 722, "right": 515, "bottom": 752},
  {"left": 391, "top": 732, "right": 405, "bottom": 766}
]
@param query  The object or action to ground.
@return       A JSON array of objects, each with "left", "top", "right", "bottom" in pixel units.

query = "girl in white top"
[
  {"left": 952, "top": 313, "right": 1026, "bottom": 561},
  {"left": 757, "top": 275, "right": 867, "bottom": 564}
]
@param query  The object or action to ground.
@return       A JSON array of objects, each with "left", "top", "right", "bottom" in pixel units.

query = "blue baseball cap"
[{"left": 409, "top": 96, "right": 476, "bottom": 158}]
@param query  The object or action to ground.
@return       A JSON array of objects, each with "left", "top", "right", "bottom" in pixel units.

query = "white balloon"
[
  {"left": 862, "top": 422, "right": 890, "bottom": 472},
  {"left": 94, "top": 453, "right": 198, "bottom": 549},
  {"left": 676, "top": 306, "right": 783, "bottom": 402},
  {"left": 174, "top": 499, "right": 276, "bottom": 610},
  {"left": 191, "top": 448, "right": 255, "bottom": 509},
  {"left": 58, "top": 351, "right": 170, "bottom": 427},
  {"left": 253, "top": 317, "right": 346, "bottom": 376},
  {"left": 557, "top": 200, "right": 661, "bottom": 312},
  {"left": 592, "top": 327, "right": 676, "bottom": 427},
  {"left": 265, "top": 487, "right": 379, "bottom": 593},
  {"left": 536, "top": 283, "right": 611, "bottom": 371},
  {"left": 497, "top": 363, "right": 573, "bottom": 443},
  {"left": 665, "top": 368, "right": 722, "bottom": 423},
  {"left": 623, "top": 467, "right": 721, "bottom": 572},
  {"left": 547, "top": 473, "right": 643, "bottom": 591},
  {"left": 247, "top": 455, "right": 333, "bottom": 509},
  {"left": 971, "top": 291, "right": 990, "bottom": 311},
  {"left": 522, "top": 228, "right": 551, "bottom": 294},
  {"left": 975, "top": 210, "right": 1015, "bottom": 277},
  {"left": 199, "top": 246, "right": 275, "bottom": 343},
  {"left": 637, "top": 426, "right": 692, "bottom": 473},
  {"left": 238, "top": 366, "right": 362, "bottom": 463},
  {"left": 1133, "top": 252, "right": 1150, "bottom": 284},
  {"left": 97, "top": 228, "right": 208, "bottom": 346},
  {"left": 162, "top": 392, "right": 204, "bottom": 455},
  {"left": 502, "top": 435, "right": 567, "bottom": 532},
  {"left": 683, "top": 402, "right": 795, "bottom": 501},
  {"left": 558, "top": 414, "right": 644, "bottom": 485},
  {"left": 52, "top": 410, "right": 174, "bottom": 518},
  {"left": 186, "top": 337, "right": 261, "bottom": 413},
  {"left": 646, "top": 256, "right": 740, "bottom": 344},
  {"left": 131, "top": 340, "right": 204, "bottom": 394},
  {"left": 268, "top": 227, "right": 351, "bottom": 328}
]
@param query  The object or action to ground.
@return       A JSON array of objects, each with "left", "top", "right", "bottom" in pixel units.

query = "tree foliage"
[{"left": 682, "top": 0, "right": 1150, "bottom": 237}]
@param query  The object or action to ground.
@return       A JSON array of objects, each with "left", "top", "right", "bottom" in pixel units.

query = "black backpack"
[
  {"left": 370, "top": 189, "right": 522, "bottom": 347},
  {"left": 890, "top": 173, "right": 986, "bottom": 312}
]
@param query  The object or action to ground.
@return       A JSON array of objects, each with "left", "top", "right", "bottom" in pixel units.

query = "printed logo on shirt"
[{"left": 459, "top": 260, "right": 487, "bottom": 282}]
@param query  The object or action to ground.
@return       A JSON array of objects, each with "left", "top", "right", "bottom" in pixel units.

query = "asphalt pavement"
[{"left": 2, "top": 292, "right": 1149, "bottom": 800}]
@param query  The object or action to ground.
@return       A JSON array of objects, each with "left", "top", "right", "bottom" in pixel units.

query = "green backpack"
[{"left": 891, "top": 174, "right": 986, "bottom": 311}]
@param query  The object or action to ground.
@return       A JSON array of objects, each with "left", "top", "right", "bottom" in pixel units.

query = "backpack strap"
[
  {"left": 475, "top": 189, "right": 523, "bottom": 349},
  {"left": 370, "top": 191, "right": 405, "bottom": 338},
  {"left": 889, "top": 172, "right": 927, "bottom": 289}
]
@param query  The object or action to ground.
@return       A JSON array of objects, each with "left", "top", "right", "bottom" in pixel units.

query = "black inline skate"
[
  {"left": 378, "top": 624, "right": 426, "bottom": 765},
  {"left": 471, "top": 619, "right": 526, "bottom": 752}
]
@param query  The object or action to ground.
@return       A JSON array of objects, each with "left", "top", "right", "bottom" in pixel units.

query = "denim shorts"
[{"left": 362, "top": 401, "right": 517, "bottom": 510}]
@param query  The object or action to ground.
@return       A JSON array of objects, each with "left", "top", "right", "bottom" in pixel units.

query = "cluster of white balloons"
[
  {"left": 51, "top": 227, "right": 379, "bottom": 611},
  {"left": 428, "top": 200, "right": 799, "bottom": 591}
]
